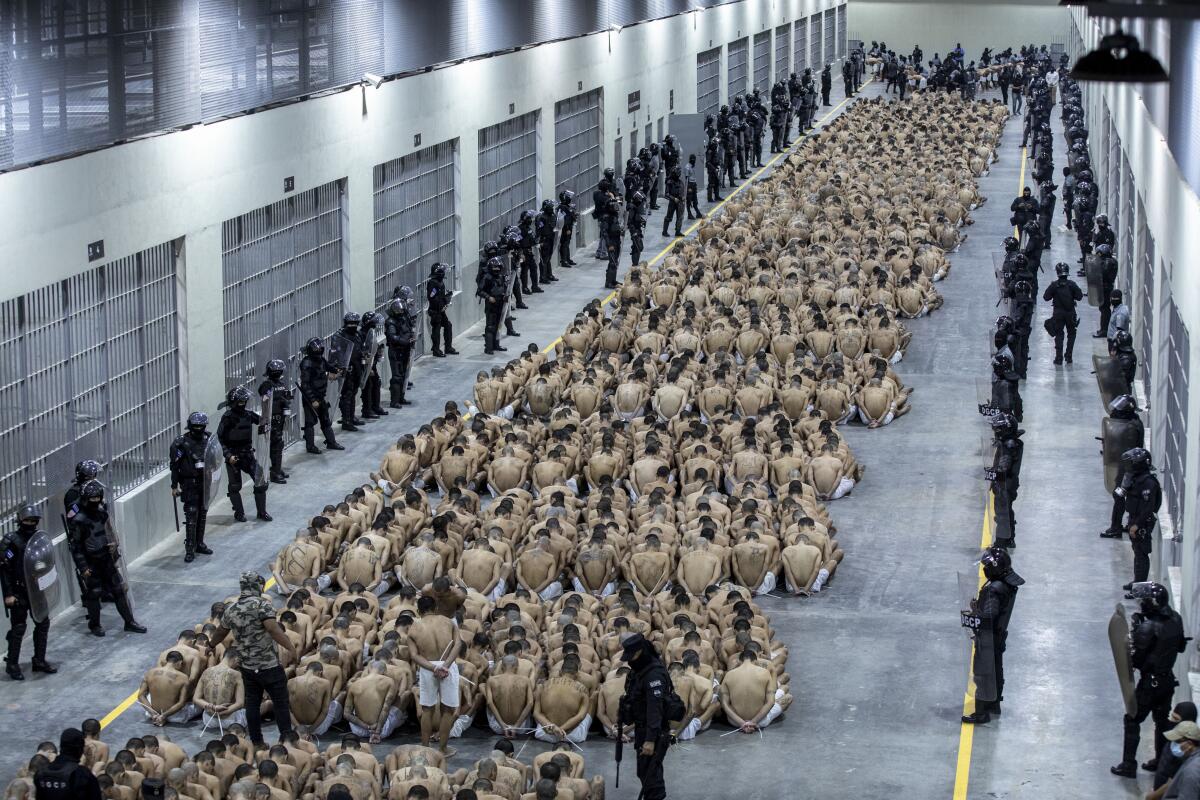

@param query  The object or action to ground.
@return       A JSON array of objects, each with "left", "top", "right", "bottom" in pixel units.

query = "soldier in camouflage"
[{"left": 208, "top": 571, "right": 298, "bottom": 745}]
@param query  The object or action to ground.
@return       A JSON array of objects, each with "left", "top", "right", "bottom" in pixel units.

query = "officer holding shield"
[
  {"left": 961, "top": 547, "right": 1024, "bottom": 724},
  {"left": 257, "top": 360, "right": 293, "bottom": 485},
  {"left": 170, "top": 412, "right": 219, "bottom": 563},
  {"left": 2, "top": 505, "right": 58, "bottom": 679}
]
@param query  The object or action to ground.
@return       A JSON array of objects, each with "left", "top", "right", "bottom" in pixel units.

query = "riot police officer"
[
  {"left": 820, "top": 64, "right": 833, "bottom": 105},
  {"left": 557, "top": 191, "right": 578, "bottom": 269},
  {"left": 627, "top": 191, "right": 647, "bottom": 266},
  {"left": 480, "top": 257, "right": 509, "bottom": 355},
  {"left": 624, "top": 157, "right": 642, "bottom": 205},
  {"left": 298, "top": 337, "right": 344, "bottom": 454},
  {"left": 336, "top": 312, "right": 366, "bottom": 428},
  {"left": 170, "top": 412, "right": 216, "bottom": 562},
  {"left": 517, "top": 210, "right": 541, "bottom": 295},
  {"left": 1112, "top": 329, "right": 1138, "bottom": 385},
  {"left": 705, "top": 137, "right": 722, "bottom": 202},
  {"left": 720, "top": 125, "right": 736, "bottom": 189},
  {"left": 603, "top": 196, "right": 624, "bottom": 290},
  {"left": 427, "top": 263, "right": 459, "bottom": 356},
  {"left": 1043, "top": 263, "right": 1083, "bottom": 365},
  {"left": 1118, "top": 448, "right": 1161, "bottom": 588},
  {"left": 499, "top": 226, "right": 528, "bottom": 311},
  {"left": 1092, "top": 243, "right": 1119, "bottom": 337},
  {"left": 256, "top": 360, "right": 293, "bottom": 484},
  {"left": 961, "top": 547, "right": 1024, "bottom": 724},
  {"left": 2, "top": 505, "right": 56, "bottom": 679},
  {"left": 747, "top": 99, "right": 765, "bottom": 167},
  {"left": 770, "top": 98, "right": 786, "bottom": 153},
  {"left": 64, "top": 459, "right": 101, "bottom": 517},
  {"left": 647, "top": 142, "right": 663, "bottom": 210},
  {"left": 990, "top": 353, "right": 1022, "bottom": 422},
  {"left": 385, "top": 289, "right": 417, "bottom": 407},
  {"left": 594, "top": 167, "right": 617, "bottom": 260},
  {"left": 1111, "top": 581, "right": 1185, "bottom": 778},
  {"left": 661, "top": 166, "right": 685, "bottom": 239},
  {"left": 1100, "top": 396, "right": 1145, "bottom": 540},
  {"left": 662, "top": 134, "right": 681, "bottom": 173},
  {"left": 358, "top": 311, "right": 388, "bottom": 419},
  {"left": 67, "top": 481, "right": 145, "bottom": 636},
  {"left": 217, "top": 386, "right": 271, "bottom": 523},
  {"left": 619, "top": 633, "right": 675, "bottom": 800},
  {"left": 988, "top": 412, "right": 1023, "bottom": 550},
  {"left": 535, "top": 199, "right": 559, "bottom": 284}
]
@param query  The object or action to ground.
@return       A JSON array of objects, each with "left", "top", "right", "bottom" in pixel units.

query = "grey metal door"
[
  {"left": 554, "top": 89, "right": 603, "bottom": 207},
  {"left": 728, "top": 37, "right": 749, "bottom": 99},
  {"left": 795, "top": 18, "right": 808, "bottom": 73},
  {"left": 222, "top": 180, "right": 346, "bottom": 447},
  {"left": 754, "top": 32, "right": 771, "bottom": 94},
  {"left": 837, "top": 5, "right": 847, "bottom": 59},
  {"left": 823, "top": 11, "right": 835, "bottom": 65},
  {"left": 810, "top": 16, "right": 822, "bottom": 68},
  {"left": 776, "top": 24, "right": 792, "bottom": 82},
  {"left": 478, "top": 110, "right": 540, "bottom": 247},
  {"left": 697, "top": 47, "right": 721, "bottom": 118}
]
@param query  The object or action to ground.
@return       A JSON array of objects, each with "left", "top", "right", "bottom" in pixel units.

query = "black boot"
[
  {"left": 115, "top": 596, "right": 146, "bottom": 633},
  {"left": 29, "top": 626, "right": 52, "bottom": 673},
  {"left": 30, "top": 659, "right": 55, "bottom": 674},
  {"left": 304, "top": 431, "right": 321, "bottom": 454},
  {"left": 372, "top": 406, "right": 389, "bottom": 416},
  {"left": 324, "top": 439, "right": 345, "bottom": 451},
  {"left": 5, "top": 660, "right": 22, "bottom": 681},
  {"left": 1110, "top": 762, "right": 1137, "bottom": 778},
  {"left": 195, "top": 514, "right": 212, "bottom": 555},
  {"left": 230, "top": 494, "right": 246, "bottom": 523},
  {"left": 184, "top": 521, "right": 196, "bottom": 563},
  {"left": 254, "top": 488, "right": 272, "bottom": 522},
  {"left": 340, "top": 420, "right": 359, "bottom": 432},
  {"left": 270, "top": 472, "right": 287, "bottom": 485},
  {"left": 506, "top": 323, "right": 520, "bottom": 337},
  {"left": 516, "top": 301, "right": 530, "bottom": 310}
]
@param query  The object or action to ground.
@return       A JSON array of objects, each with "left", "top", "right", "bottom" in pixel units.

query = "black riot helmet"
[
  {"left": 995, "top": 315, "right": 1014, "bottom": 332},
  {"left": 1120, "top": 447, "right": 1152, "bottom": 472},
  {"left": 1096, "top": 213, "right": 1109, "bottom": 226},
  {"left": 227, "top": 386, "right": 252, "bottom": 409},
  {"left": 264, "top": 359, "right": 286, "bottom": 379},
  {"left": 1096, "top": 243, "right": 1113, "bottom": 256},
  {"left": 186, "top": 411, "right": 209, "bottom": 436},
  {"left": 1112, "top": 329, "right": 1134, "bottom": 351},
  {"left": 1108, "top": 394, "right": 1138, "bottom": 418},
  {"left": 431, "top": 262, "right": 448, "bottom": 279},
  {"left": 75, "top": 459, "right": 102, "bottom": 484},
  {"left": 305, "top": 337, "right": 325, "bottom": 356},
  {"left": 1003, "top": 236, "right": 1018, "bottom": 252},
  {"left": 649, "top": 142, "right": 660, "bottom": 155},
  {"left": 1129, "top": 581, "right": 1169, "bottom": 614},
  {"left": 603, "top": 167, "right": 615, "bottom": 181},
  {"left": 386, "top": 298, "right": 405, "bottom": 317},
  {"left": 989, "top": 411, "right": 1018, "bottom": 436},
  {"left": 80, "top": 480, "right": 106, "bottom": 503},
  {"left": 482, "top": 239, "right": 500, "bottom": 258},
  {"left": 1012, "top": 253, "right": 1029, "bottom": 269},
  {"left": 664, "top": 134, "right": 677, "bottom": 147},
  {"left": 720, "top": 104, "right": 729, "bottom": 115},
  {"left": 486, "top": 256, "right": 503, "bottom": 273},
  {"left": 17, "top": 505, "right": 41, "bottom": 526},
  {"left": 343, "top": 311, "right": 361, "bottom": 328},
  {"left": 992, "top": 353, "right": 1015, "bottom": 376},
  {"left": 519, "top": 209, "right": 537, "bottom": 225},
  {"left": 626, "top": 157, "right": 641, "bottom": 172},
  {"left": 980, "top": 547, "right": 1011, "bottom": 581},
  {"left": 541, "top": 199, "right": 555, "bottom": 214},
  {"left": 1055, "top": 262, "right": 1070, "bottom": 278},
  {"left": 363, "top": 310, "right": 381, "bottom": 330},
  {"left": 558, "top": 190, "right": 574, "bottom": 205}
]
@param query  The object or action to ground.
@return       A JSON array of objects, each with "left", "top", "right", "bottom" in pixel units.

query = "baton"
[{"left": 172, "top": 492, "right": 180, "bottom": 533}]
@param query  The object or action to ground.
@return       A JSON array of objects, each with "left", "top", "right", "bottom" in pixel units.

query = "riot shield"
[
  {"left": 1108, "top": 602, "right": 1137, "bottom": 716},
  {"left": 958, "top": 570, "right": 999, "bottom": 706},
  {"left": 23, "top": 529, "right": 61, "bottom": 624},
  {"left": 1084, "top": 254, "right": 1104, "bottom": 307},
  {"left": 1092, "top": 353, "right": 1131, "bottom": 408},
  {"left": 103, "top": 514, "right": 134, "bottom": 613},
  {"left": 202, "top": 432, "right": 225, "bottom": 509},
  {"left": 253, "top": 332, "right": 291, "bottom": 380},
  {"left": 1101, "top": 416, "right": 1144, "bottom": 494},
  {"left": 253, "top": 388, "right": 273, "bottom": 489},
  {"left": 990, "top": 253, "right": 1011, "bottom": 317},
  {"left": 975, "top": 378, "right": 998, "bottom": 418},
  {"left": 365, "top": 329, "right": 386, "bottom": 369},
  {"left": 327, "top": 332, "right": 356, "bottom": 395}
]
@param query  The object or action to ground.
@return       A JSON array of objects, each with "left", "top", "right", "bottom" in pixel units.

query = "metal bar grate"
[
  {"left": 728, "top": 37, "right": 749, "bottom": 100},
  {"left": 554, "top": 89, "right": 602, "bottom": 207},
  {"left": 696, "top": 47, "right": 720, "bottom": 118},
  {"left": 478, "top": 110, "right": 540, "bottom": 248}
]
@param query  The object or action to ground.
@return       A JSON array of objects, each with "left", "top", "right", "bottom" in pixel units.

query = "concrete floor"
[{"left": 0, "top": 79, "right": 1142, "bottom": 799}]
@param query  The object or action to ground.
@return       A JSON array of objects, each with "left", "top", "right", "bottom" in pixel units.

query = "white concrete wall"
[
  {"left": 0, "top": 0, "right": 844, "bottom": 575},
  {"left": 1066, "top": 12, "right": 1200, "bottom": 670},
  {"left": 848, "top": 1, "right": 1071, "bottom": 60}
]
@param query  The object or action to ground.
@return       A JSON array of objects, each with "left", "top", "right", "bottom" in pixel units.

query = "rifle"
[{"left": 615, "top": 703, "right": 624, "bottom": 789}]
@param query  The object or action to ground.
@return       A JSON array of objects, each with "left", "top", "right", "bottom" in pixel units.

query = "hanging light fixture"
[{"left": 1070, "top": 29, "right": 1168, "bottom": 83}]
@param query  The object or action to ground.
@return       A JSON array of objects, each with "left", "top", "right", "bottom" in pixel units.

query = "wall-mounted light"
[
  {"left": 362, "top": 72, "right": 385, "bottom": 88},
  {"left": 608, "top": 24, "right": 622, "bottom": 53}
]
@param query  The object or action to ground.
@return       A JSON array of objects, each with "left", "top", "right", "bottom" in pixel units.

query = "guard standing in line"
[
  {"left": 661, "top": 166, "right": 685, "bottom": 239},
  {"left": 499, "top": 226, "right": 528, "bottom": 312},
  {"left": 67, "top": 481, "right": 145, "bottom": 636},
  {"left": 821, "top": 64, "right": 833, "bottom": 106},
  {"left": 2, "top": 505, "right": 57, "bottom": 679},
  {"left": 662, "top": 134, "right": 681, "bottom": 173},
  {"left": 988, "top": 412, "right": 1023, "bottom": 550},
  {"left": 1112, "top": 330, "right": 1139, "bottom": 386},
  {"left": 961, "top": 547, "right": 1024, "bottom": 724},
  {"left": 557, "top": 190, "right": 578, "bottom": 269},
  {"left": 298, "top": 338, "right": 344, "bottom": 454},
  {"left": 217, "top": 386, "right": 272, "bottom": 523},
  {"left": 170, "top": 412, "right": 216, "bottom": 562},
  {"left": 257, "top": 360, "right": 292, "bottom": 484},
  {"left": 990, "top": 352, "right": 1022, "bottom": 422},
  {"left": 1043, "top": 263, "right": 1083, "bottom": 365},
  {"left": 64, "top": 459, "right": 101, "bottom": 516},
  {"left": 705, "top": 138, "right": 722, "bottom": 202},
  {"left": 619, "top": 633, "right": 678, "bottom": 800},
  {"left": 748, "top": 97, "right": 765, "bottom": 167},
  {"left": 647, "top": 143, "right": 663, "bottom": 210},
  {"left": 720, "top": 125, "right": 736, "bottom": 190},
  {"left": 684, "top": 154, "right": 701, "bottom": 220},
  {"left": 1092, "top": 244, "right": 1119, "bottom": 337},
  {"left": 535, "top": 199, "right": 559, "bottom": 285},
  {"left": 336, "top": 312, "right": 365, "bottom": 428},
  {"left": 517, "top": 210, "right": 541, "bottom": 295},
  {"left": 842, "top": 60, "right": 854, "bottom": 98},
  {"left": 770, "top": 98, "right": 786, "bottom": 153},
  {"left": 603, "top": 196, "right": 624, "bottom": 290},
  {"left": 385, "top": 288, "right": 417, "bottom": 407},
  {"left": 1118, "top": 448, "right": 1161, "bottom": 590},
  {"left": 1111, "top": 582, "right": 1185, "bottom": 778},
  {"left": 427, "top": 263, "right": 459, "bottom": 357},
  {"left": 627, "top": 191, "right": 647, "bottom": 266},
  {"left": 1100, "top": 396, "right": 1145, "bottom": 540},
  {"left": 358, "top": 311, "right": 388, "bottom": 420},
  {"left": 787, "top": 72, "right": 802, "bottom": 141},
  {"left": 480, "top": 258, "right": 508, "bottom": 355},
  {"left": 624, "top": 157, "right": 642, "bottom": 205}
]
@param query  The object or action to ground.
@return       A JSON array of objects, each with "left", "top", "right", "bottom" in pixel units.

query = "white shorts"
[
  {"left": 753, "top": 571, "right": 777, "bottom": 596},
  {"left": 200, "top": 708, "right": 247, "bottom": 732},
  {"left": 450, "top": 712, "right": 474, "bottom": 738},
  {"left": 758, "top": 689, "right": 786, "bottom": 729},
  {"left": 349, "top": 705, "right": 406, "bottom": 740},
  {"left": 828, "top": 476, "right": 855, "bottom": 500},
  {"left": 678, "top": 716, "right": 711, "bottom": 741},
  {"left": 418, "top": 662, "right": 461, "bottom": 708},
  {"left": 301, "top": 698, "right": 343, "bottom": 737},
  {"left": 538, "top": 581, "right": 564, "bottom": 603},
  {"left": 534, "top": 713, "right": 591, "bottom": 744},
  {"left": 487, "top": 578, "right": 508, "bottom": 603},
  {"left": 857, "top": 408, "right": 895, "bottom": 426},
  {"left": 144, "top": 705, "right": 199, "bottom": 725},
  {"left": 572, "top": 577, "right": 616, "bottom": 598},
  {"left": 487, "top": 710, "right": 530, "bottom": 736}
]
